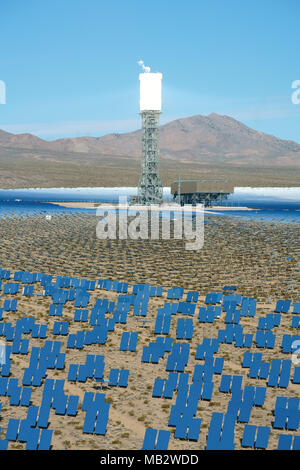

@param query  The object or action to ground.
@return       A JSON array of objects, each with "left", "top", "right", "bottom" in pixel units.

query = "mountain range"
[
  {"left": 1, "top": 113, "right": 300, "bottom": 164},
  {"left": 0, "top": 113, "right": 299, "bottom": 188}
]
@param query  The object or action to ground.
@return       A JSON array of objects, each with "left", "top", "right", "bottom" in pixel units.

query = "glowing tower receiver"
[{"left": 137, "top": 61, "right": 163, "bottom": 205}]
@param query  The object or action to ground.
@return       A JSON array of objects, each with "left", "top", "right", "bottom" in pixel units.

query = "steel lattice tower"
[
  {"left": 137, "top": 110, "right": 163, "bottom": 205},
  {"left": 135, "top": 66, "right": 163, "bottom": 205}
]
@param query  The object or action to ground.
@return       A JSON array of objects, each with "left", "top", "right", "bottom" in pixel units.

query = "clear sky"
[{"left": 0, "top": 0, "right": 299, "bottom": 142}]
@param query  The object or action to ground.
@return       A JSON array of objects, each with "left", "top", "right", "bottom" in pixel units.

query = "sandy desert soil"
[{"left": 48, "top": 202, "right": 256, "bottom": 211}]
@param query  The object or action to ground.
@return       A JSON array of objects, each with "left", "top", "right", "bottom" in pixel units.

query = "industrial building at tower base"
[{"left": 171, "top": 180, "right": 234, "bottom": 206}]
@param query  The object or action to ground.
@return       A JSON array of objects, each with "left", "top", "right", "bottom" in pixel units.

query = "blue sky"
[{"left": 0, "top": 0, "right": 299, "bottom": 142}]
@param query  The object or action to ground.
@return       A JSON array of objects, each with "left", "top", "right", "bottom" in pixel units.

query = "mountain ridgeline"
[{"left": 0, "top": 113, "right": 299, "bottom": 166}]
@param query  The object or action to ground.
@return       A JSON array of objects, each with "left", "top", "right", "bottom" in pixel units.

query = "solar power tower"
[{"left": 137, "top": 64, "right": 163, "bottom": 205}]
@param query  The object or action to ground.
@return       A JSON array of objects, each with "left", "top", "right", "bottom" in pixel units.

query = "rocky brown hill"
[{"left": 0, "top": 113, "right": 300, "bottom": 166}]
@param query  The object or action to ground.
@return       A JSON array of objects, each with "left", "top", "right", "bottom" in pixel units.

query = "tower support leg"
[{"left": 137, "top": 110, "right": 163, "bottom": 205}]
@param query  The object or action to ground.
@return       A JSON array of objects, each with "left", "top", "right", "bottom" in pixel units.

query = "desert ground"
[
  {"left": 0, "top": 158, "right": 300, "bottom": 189},
  {"left": 0, "top": 211, "right": 299, "bottom": 450},
  {"left": 48, "top": 202, "right": 256, "bottom": 210}
]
